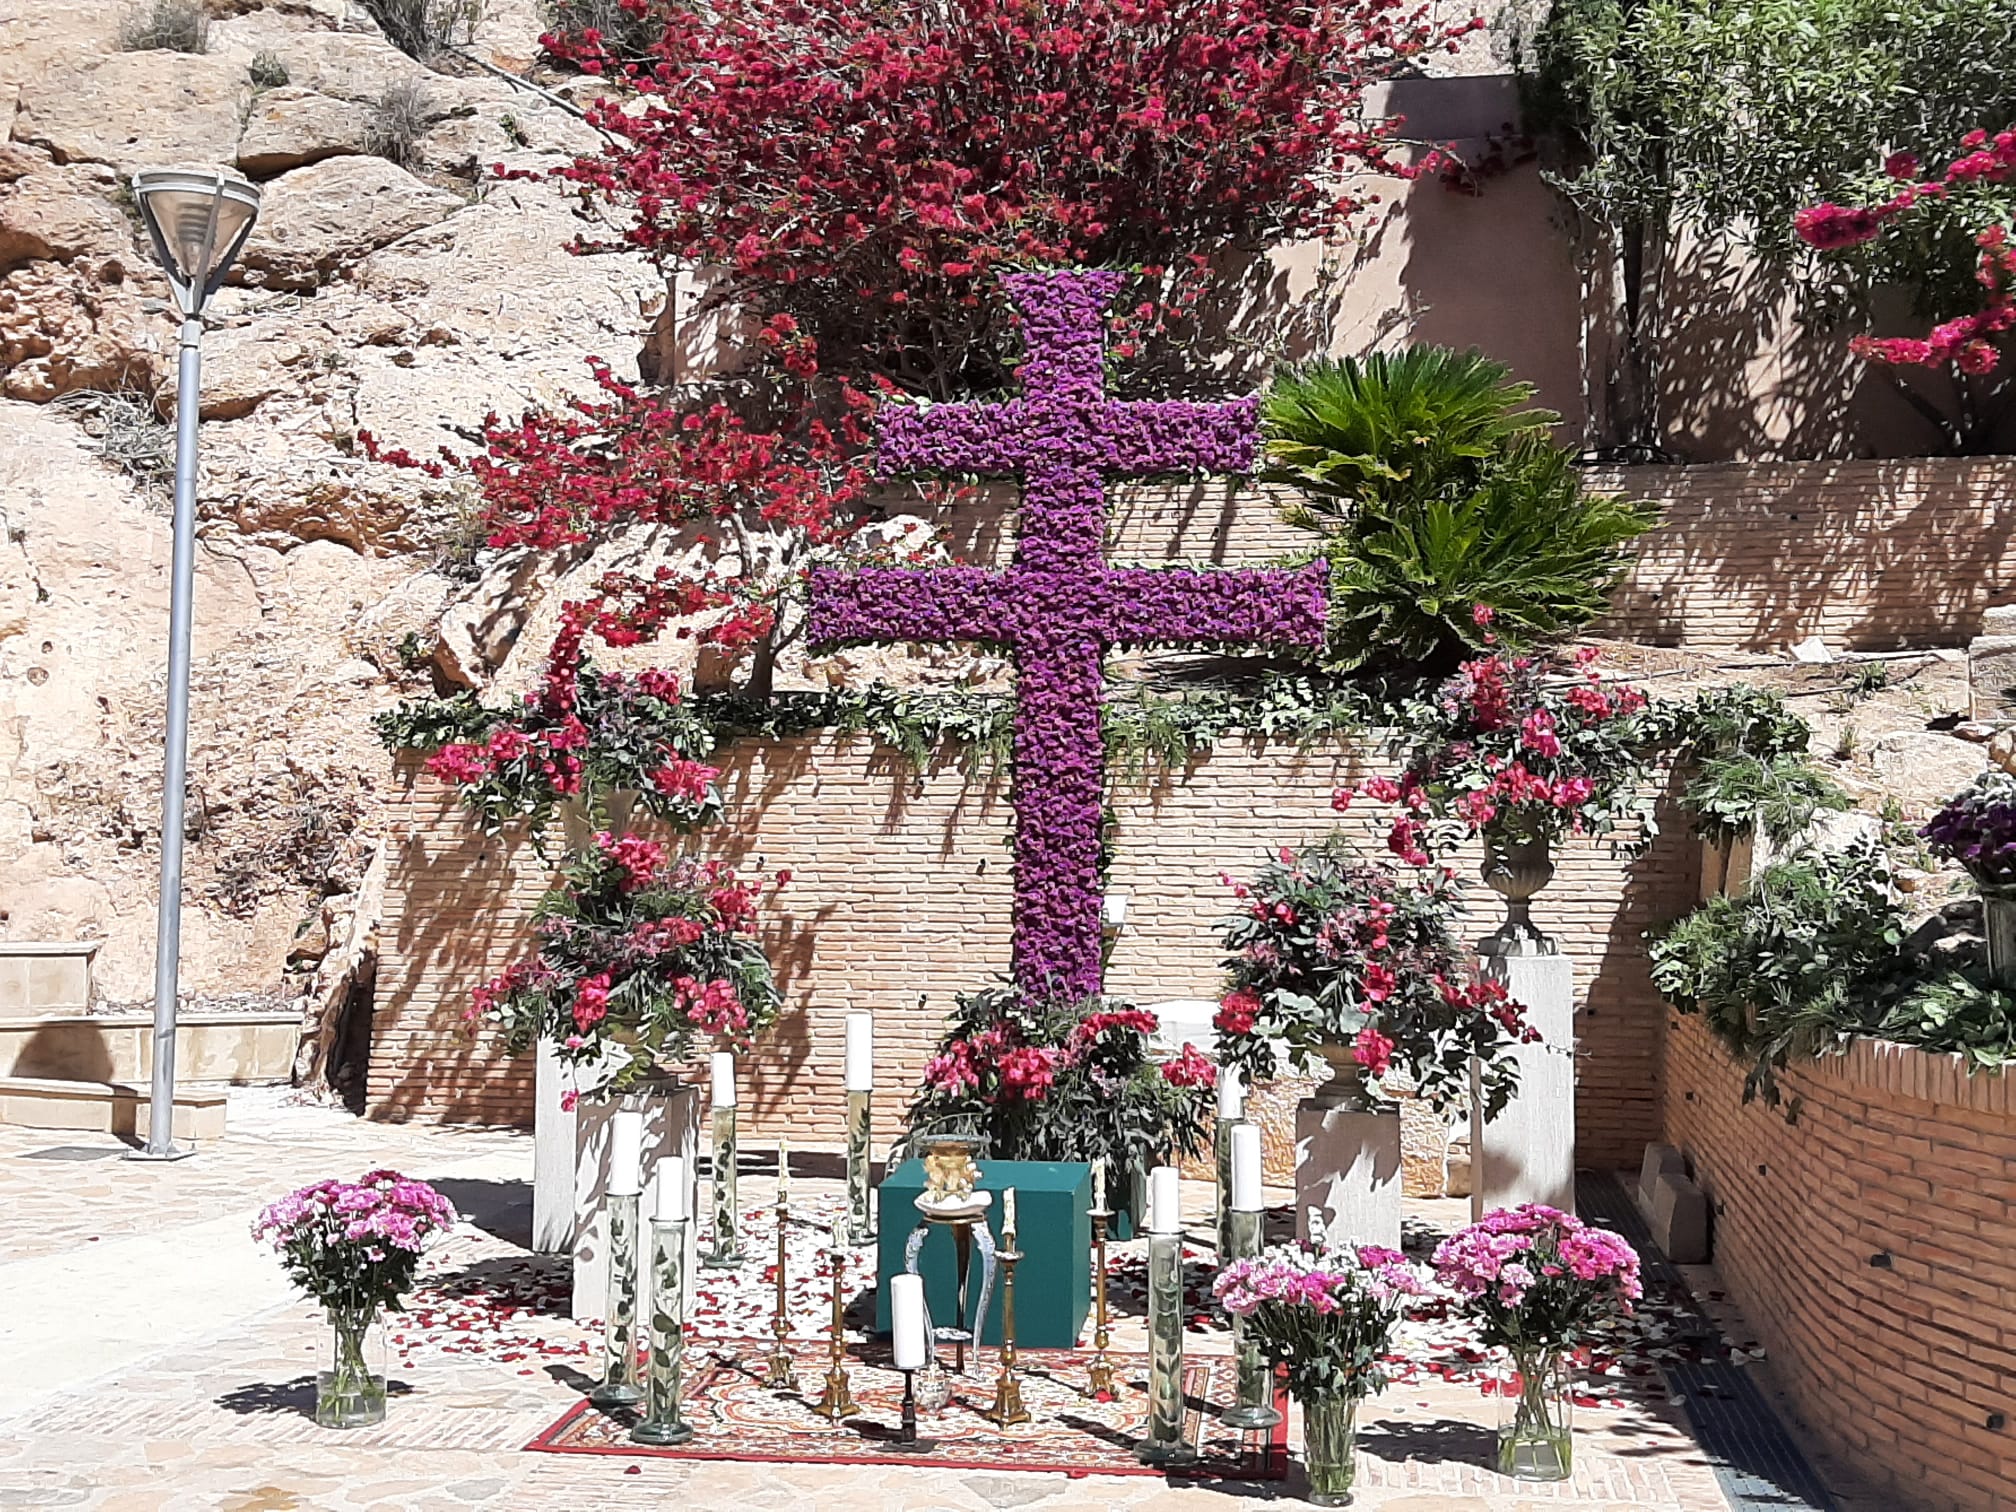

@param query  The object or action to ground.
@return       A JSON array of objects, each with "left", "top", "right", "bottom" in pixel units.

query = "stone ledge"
[
  {"left": 0, "top": 1014, "right": 299, "bottom": 1084},
  {"left": 0, "top": 1076, "right": 228, "bottom": 1142},
  {"left": 0, "top": 941, "right": 102, "bottom": 957}
]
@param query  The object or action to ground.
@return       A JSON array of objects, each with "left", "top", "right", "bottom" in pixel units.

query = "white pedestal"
[
  {"left": 1471, "top": 951, "right": 1576, "bottom": 1219},
  {"left": 534, "top": 1041, "right": 700, "bottom": 1317},
  {"left": 1295, "top": 1098, "right": 1402, "bottom": 1252}
]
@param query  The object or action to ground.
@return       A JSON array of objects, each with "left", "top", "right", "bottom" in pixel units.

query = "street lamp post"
[{"left": 127, "top": 167, "right": 261, "bottom": 1161}]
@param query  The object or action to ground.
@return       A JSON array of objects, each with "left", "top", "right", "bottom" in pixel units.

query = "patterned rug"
[{"left": 525, "top": 1337, "right": 1287, "bottom": 1478}]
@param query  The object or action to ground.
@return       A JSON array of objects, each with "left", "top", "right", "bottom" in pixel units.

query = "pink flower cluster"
[
  {"left": 1432, "top": 1204, "right": 1641, "bottom": 1317},
  {"left": 595, "top": 831, "right": 667, "bottom": 892},
  {"left": 1797, "top": 128, "right": 2016, "bottom": 375},
  {"left": 1159, "top": 1041, "right": 1218, "bottom": 1088},
  {"left": 253, "top": 1171, "right": 456, "bottom": 1274},
  {"left": 1216, "top": 1244, "right": 1426, "bottom": 1316}
]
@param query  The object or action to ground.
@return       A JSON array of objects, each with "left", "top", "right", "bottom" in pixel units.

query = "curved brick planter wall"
[{"left": 1663, "top": 1013, "right": 2016, "bottom": 1510}]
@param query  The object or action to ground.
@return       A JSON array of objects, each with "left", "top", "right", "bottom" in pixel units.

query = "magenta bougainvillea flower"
[{"left": 808, "top": 269, "right": 1328, "bottom": 999}]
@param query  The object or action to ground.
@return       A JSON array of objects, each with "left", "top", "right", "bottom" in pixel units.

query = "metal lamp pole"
[{"left": 127, "top": 167, "right": 261, "bottom": 1160}]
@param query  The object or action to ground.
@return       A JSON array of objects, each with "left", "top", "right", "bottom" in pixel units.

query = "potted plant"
[
  {"left": 1214, "top": 1243, "right": 1426, "bottom": 1504},
  {"left": 1432, "top": 1204, "right": 1641, "bottom": 1480},
  {"left": 1923, "top": 770, "right": 2016, "bottom": 985},
  {"left": 252, "top": 1170, "right": 457, "bottom": 1428},
  {"left": 905, "top": 986, "right": 1216, "bottom": 1238},
  {"left": 1339, "top": 650, "right": 1656, "bottom": 952},
  {"left": 1212, "top": 835, "right": 1536, "bottom": 1121},
  {"left": 471, "top": 830, "right": 783, "bottom": 1092}
]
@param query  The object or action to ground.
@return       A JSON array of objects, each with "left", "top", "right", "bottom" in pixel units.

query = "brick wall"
[
  {"left": 1663, "top": 1014, "right": 2016, "bottom": 1511},
  {"left": 1595, "top": 457, "right": 2016, "bottom": 652},
  {"left": 368, "top": 740, "right": 1697, "bottom": 1170}
]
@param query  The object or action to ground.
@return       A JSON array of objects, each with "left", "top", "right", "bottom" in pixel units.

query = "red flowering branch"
[{"left": 1796, "top": 128, "right": 2016, "bottom": 376}]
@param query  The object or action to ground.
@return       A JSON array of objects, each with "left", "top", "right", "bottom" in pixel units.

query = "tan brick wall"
[
  {"left": 1595, "top": 457, "right": 2016, "bottom": 652},
  {"left": 369, "top": 741, "right": 1698, "bottom": 1172},
  {"left": 1663, "top": 1014, "right": 2016, "bottom": 1512}
]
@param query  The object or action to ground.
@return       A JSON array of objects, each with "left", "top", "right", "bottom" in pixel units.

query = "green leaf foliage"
[{"left": 1680, "top": 752, "right": 1851, "bottom": 846}]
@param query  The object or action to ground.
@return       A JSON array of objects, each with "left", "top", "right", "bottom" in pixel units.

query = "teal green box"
[{"left": 874, "top": 1159, "right": 1090, "bottom": 1348}]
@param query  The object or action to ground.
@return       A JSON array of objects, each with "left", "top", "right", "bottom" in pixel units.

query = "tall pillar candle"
[
  {"left": 1137, "top": 1167, "right": 1194, "bottom": 1465},
  {"left": 704, "top": 1053, "right": 743, "bottom": 1268},
  {"left": 1214, "top": 1065, "right": 1245, "bottom": 1260},
  {"left": 631, "top": 1158, "right": 693, "bottom": 1446},
  {"left": 1221, "top": 1122, "right": 1280, "bottom": 1431},
  {"left": 844, "top": 1014, "right": 874, "bottom": 1245}
]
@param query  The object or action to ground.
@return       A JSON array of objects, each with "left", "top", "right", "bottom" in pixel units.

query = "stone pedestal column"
[
  {"left": 1294, "top": 1049, "right": 1401, "bottom": 1251},
  {"left": 1471, "top": 949, "right": 1576, "bottom": 1219},
  {"left": 535, "top": 1042, "right": 701, "bottom": 1316}
]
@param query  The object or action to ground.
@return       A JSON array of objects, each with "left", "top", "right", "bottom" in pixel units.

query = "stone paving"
[{"left": 0, "top": 1090, "right": 1750, "bottom": 1511}]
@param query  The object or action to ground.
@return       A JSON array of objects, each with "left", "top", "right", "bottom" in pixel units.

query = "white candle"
[
  {"left": 1002, "top": 1186, "right": 1017, "bottom": 1238},
  {"left": 1092, "top": 1161, "right": 1105, "bottom": 1213},
  {"left": 777, "top": 1135, "right": 790, "bottom": 1205},
  {"left": 1146, "top": 1165, "right": 1181, "bottom": 1235},
  {"left": 844, "top": 1013, "right": 874, "bottom": 1092},
  {"left": 890, "top": 1273, "right": 928, "bottom": 1371},
  {"left": 1230, "top": 1123, "right": 1263, "bottom": 1214},
  {"left": 832, "top": 1219, "right": 845, "bottom": 1252},
  {"left": 607, "top": 1108, "right": 644, "bottom": 1197},
  {"left": 710, "top": 1051, "right": 737, "bottom": 1109},
  {"left": 652, "top": 1155, "right": 687, "bottom": 1222},
  {"left": 1216, "top": 1063, "right": 1245, "bottom": 1121}
]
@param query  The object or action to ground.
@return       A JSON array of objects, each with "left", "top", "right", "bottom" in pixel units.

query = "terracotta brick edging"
[{"left": 1663, "top": 1013, "right": 2016, "bottom": 1512}]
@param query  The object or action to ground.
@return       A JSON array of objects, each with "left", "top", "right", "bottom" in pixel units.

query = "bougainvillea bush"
[
  {"left": 472, "top": 830, "right": 782, "bottom": 1084},
  {"left": 1215, "top": 1243, "right": 1425, "bottom": 1402},
  {"left": 375, "top": 658, "right": 721, "bottom": 841},
  {"left": 1213, "top": 835, "right": 1534, "bottom": 1117},
  {"left": 906, "top": 986, "right": 1216, "bottom": 1185},
  {"left": 543, "top": 0, "right": 1483, "bottom": 398},
  {"left": 1337, "top": 649, "right": 1657, "bottom": 860},
  {"left": 1796, "top": 127, "right": 2015, "bottom": 380}
]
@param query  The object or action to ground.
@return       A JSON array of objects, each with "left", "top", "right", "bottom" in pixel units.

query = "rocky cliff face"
[{"left": 0, "top": 0, "right": 662, "bottom": 1036}]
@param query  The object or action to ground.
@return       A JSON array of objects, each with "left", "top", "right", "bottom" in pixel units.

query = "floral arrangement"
[
  {"left": 905, "top": 985, "right": 1216, "bottom": 1184},
  {"left": 375, "top": 646, "right": 723, "bottom": 841},
  {"left": 1213, "top": 835, "right": 1535, "bottom": 1118},
  {"left": 253, "top": 1170, "right": 458, "bottom": 1317},
  {"left": 1336, "top": 649, "right": 1656, "bottom": 860},
  {"left": 1796, "top": 127, "right": 2015, "bottom": 376},
  {"left": 1431, "top": 1204, "right": 1642, "bottom": 1353},
  {"left": 1921, "top": 769, "right": 2016, "bottom": 890},
  {"left": 809, "top": 270, "right": 1330, "bottom": 1003},
  {"left": 1213, "top": 1243, "right": 1426, "bottom": 1402},
  {"left": 472, "top": 829, "right": 782, "bottom": 1085}
]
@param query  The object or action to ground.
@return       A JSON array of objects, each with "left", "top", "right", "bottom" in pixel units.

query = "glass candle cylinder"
[
  {"left": 631, "top": 1214, "right": 694, "bottom": 1445},
  {"left": 845, "top": 1088, "right": 873, "bottom": 1245},
  {"left": 1136, "top": 1229, "right": 1196, "bottom": 1464},
  {"left": 704, "top": 1107, "right": 742, "bottom": 1268},
  {"left": 1220, "top": 1207, "right": 1282, "bottom": 1430},
  {"left": 591, "top": 1188, "right": 643, "bottom": 1407}
]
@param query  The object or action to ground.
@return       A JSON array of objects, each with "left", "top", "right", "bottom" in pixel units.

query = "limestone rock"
[
  {"left": 207, "top": 16, "right": 434, "bottom": 104},
  {"left": 235, "top": 156, "right": 464, "bottom": 291},
  {"left": 0, "top": 162, "right": 132, "bottom": 268},
  {"left": 13, "top": 51, "right": 246, "bottom": 174},
  {"left": 1870, "top": 730, "right": 1987, "bottom": 807},
  {"left": 236, "top": 87, "right": 373, "bottom": 177},
  {"left": 187, "top": 326, "right": 312, "bottom": 421},
  {"left": 0, "top": 259, "right": 159, "bottom": 402}
]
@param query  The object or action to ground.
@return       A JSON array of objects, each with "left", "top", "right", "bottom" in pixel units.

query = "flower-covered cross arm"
[
  {"left": 1095, "top": 396, "right": 1261, "bottom": 476},
  {"left": 1107, "top": 561, "right": 1331, "bottom": 647},
  {"left": 879, "top": 401, "right": 1035, "bottom": 476},
  {"left": 804, "top": 565, "right": 1013, "bottom": 649}
]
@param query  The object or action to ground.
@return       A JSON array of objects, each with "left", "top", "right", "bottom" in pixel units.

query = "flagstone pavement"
[{"left": 0, "top": 1088, "right": 1860, "bottom": 1512}]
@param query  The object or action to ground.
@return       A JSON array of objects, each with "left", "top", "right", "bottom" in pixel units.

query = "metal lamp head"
[{"left": 131, "top": 167, "right": 261, "bottom": 321}]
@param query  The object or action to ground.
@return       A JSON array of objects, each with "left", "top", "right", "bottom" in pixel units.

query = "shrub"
[
  {"left": 1648, "top": 839, "right": 1903, "bottom": 1103},
  {"left": 248, "top": 49, "right": 290, "bottom": 88},
  {"left": 541, "top": 0, "right": 663, "bottom": 59},
  {"left": 362, "top": 0, "right": 479, "bottom": 61},
  {"left": 364, "top": 80, "right": 432, "bottom": 170},
  {"left": 1873, "top": 970, "right": 2016, "bottom": 1073},
  {"left": 1679, "top": 752, "right": 1851, "bottom": 846},
  {"left": 1651, "top": 684, "right": 1811, "bottom": 762},
  {"left": 117, "top": 0, "right": 209, "bottom": 53},
  {"left": 1262, "top": 348, "right": 1655, "bottom": 672}
]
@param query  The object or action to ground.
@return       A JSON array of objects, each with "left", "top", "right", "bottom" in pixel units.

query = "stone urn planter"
[
  {"left": 1982, "top": 885, "right": 2016, "bottom": 988},
  {"left": 1480, "top": 836, "right": 1558, "bottom": 957}
]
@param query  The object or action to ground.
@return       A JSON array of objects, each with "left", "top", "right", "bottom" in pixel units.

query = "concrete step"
[{"left": 0, "top": 1075, "right": 228, "bottom": 1142}]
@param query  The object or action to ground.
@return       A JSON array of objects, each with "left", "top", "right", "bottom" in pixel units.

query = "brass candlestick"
[
  {"left": 984, "top": 1230, "right": 1030, "bottom": 1426},
  {"left": 761, "top": 1197, "right": 798, "bottom": 1390},
  {"left": 812, "top": 1226, "right": 859, "bottom": 1419},
  {"left": 1086, "top": 1206, "right": 1117, "bottom": 1399}
]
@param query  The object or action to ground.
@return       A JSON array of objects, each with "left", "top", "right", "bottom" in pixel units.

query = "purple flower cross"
[{"left": 808, "top": 269, "right": 1329, "bottom": 999}]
